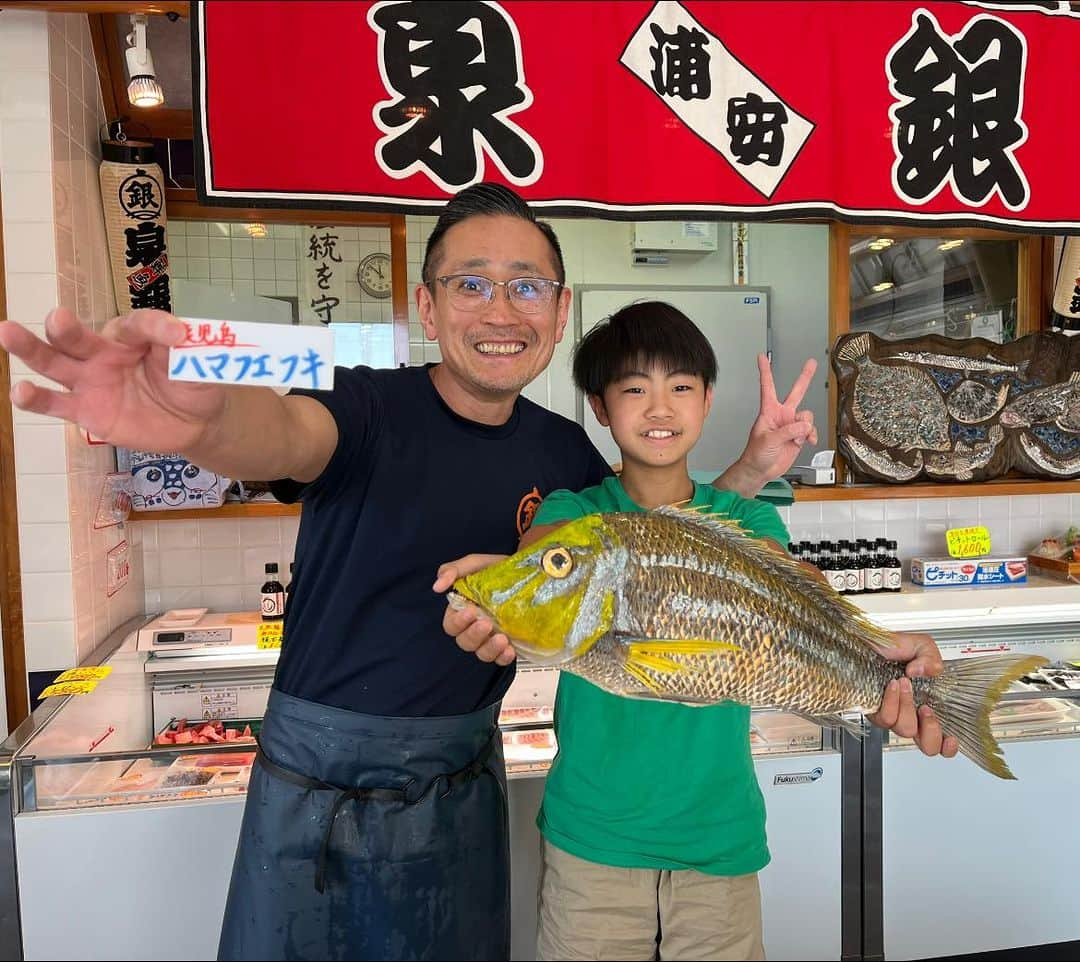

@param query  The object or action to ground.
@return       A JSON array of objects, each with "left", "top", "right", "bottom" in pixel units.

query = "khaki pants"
[{"left": 537, "top": 839, "right": 765, "bottom": 961}]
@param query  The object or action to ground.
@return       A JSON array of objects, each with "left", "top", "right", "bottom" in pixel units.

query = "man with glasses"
[{"left": 1, "top": 183, "right": 830, "bottom": 961}]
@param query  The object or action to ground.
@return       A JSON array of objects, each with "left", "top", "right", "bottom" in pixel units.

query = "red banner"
[{"left": 193, "top": 1, "right": 1080, "bottom": 232}]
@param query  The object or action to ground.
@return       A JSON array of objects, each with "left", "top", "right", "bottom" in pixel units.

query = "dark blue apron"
[{"left": 217, "top": 688, "right": 509, "bottom": 961}]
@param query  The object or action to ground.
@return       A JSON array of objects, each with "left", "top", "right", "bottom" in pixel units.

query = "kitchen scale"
[{"left": 137, "top": 608, "right": 280, "bottom": 673}]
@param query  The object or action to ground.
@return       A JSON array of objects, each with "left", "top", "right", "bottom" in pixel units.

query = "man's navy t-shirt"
[{"left": 269, "top": 363, "right": 612, "bottom": 717}]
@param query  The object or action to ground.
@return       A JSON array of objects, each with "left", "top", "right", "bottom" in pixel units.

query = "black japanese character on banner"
[
  {"left": 315, "top": 264, "right": 334, "bottom": 291},
  {"left": 370, "top": 1, "right": 540, "bottom": 188},
  {"left": 124, "top": 222, "right": 166, "bottom": 268},
  {"left": 727, "top": 92, "right": 788, "bottom": 167},
  {"left": 888, "top": 11, "right": 1028, "bottom": 209},
  {"left": 308, "top": 232, "right": 342, "bottom": 263},
  {"left": 130, "top": 275, "right": 171, "bottom": 312},
  {"left": 310, "top": 294, "right": 340, "bottom": 325},
  {"left": 649, "top": 23, "right": 711, "bottom": 100}
]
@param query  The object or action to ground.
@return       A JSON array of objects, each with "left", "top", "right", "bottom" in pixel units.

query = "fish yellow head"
[{"left": 450, "top": 515, "right": 626, "bottom": 665}]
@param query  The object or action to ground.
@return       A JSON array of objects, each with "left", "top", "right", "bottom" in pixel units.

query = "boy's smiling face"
[{"left": 588, "top": 364, "right": 713, "bottom": 471}]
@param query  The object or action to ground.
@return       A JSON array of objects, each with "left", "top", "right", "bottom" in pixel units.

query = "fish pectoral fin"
[
  {"left": 623, "top": 662, "right": 665, "bottom": 694},
  {"left": 624, "top": 639, "right": 738, "bottom": 677}
]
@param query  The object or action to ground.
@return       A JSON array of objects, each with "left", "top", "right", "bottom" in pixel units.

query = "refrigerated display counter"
[
  {"left": 853, "top": 577, "right": 1080, "bottom": 962},
  {"left": 8, "top": 582, "right": 1074, "bottom": 961},
  {"left": 0, "top": 609, "right": 841, "bottom": 961}
]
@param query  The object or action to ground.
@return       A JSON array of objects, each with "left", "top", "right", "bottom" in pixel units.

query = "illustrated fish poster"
[{"left": 831, "top": 330, "right": 1080, "bottom": 483}]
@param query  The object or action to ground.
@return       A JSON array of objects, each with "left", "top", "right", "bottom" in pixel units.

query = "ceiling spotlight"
[
  {"left": 126, "top": 14, "right": 164, "bottom": 108},
  {"left": 937, "top": 239, "right": 964, "bottom": 252},
  {"left": 872, "top": 280, "right": 895, "bottom": 292}
]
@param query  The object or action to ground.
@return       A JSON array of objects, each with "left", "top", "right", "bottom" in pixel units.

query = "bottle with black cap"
[{"left": 261, "top": 563, "right": 285, "bottom": 621}]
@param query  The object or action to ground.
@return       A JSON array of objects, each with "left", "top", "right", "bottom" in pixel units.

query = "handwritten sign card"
[
  {"left": 169, "top": 319, "right": 335, "bottom": 391},
  {"left": 946, "top": 525, "right": 992, "bottom": 559}
]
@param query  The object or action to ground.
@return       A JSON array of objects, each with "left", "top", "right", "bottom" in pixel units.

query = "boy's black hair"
[
  {"left": 421, "top": 182, "right": 566, "bottom": 285},
  {"left": 572, "top": 301, "right": 718, "bottom": 397}
]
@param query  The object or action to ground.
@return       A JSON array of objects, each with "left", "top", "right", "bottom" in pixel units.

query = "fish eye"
[{"left": 541, "top": 547, "right": 573, "bottom": 578}]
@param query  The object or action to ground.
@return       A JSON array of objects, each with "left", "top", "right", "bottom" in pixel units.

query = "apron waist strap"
[{"left": 254, "top": 728, "right": 501, "bottom": 894}]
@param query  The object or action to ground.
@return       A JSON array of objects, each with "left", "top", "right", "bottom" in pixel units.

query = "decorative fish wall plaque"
[{"left": 831, "top": 330, "right": 1080, "bottom": 483}]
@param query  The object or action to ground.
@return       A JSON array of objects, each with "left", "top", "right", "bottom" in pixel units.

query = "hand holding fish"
[
  {"left": 865, "top": 631, "right": 960, "bottom": 758},
  {"left": 714, "top": 355, "right": 818, "bottom": 497},
  {"left": 435, "top": 554, "right": 517, "bottom": 666},
  {"left": 449, "top": 508, "right": 1045, "bottom": 779}
]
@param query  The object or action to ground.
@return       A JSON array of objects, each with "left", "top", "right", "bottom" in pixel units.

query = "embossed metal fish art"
[
  {"left": 451, "top": 507, "right": 1046, "bottom": 779},
  {"left": 885, "top": 351, "right": 1026, "bottom": 375},
  {"left": 844, "top": 437, "right": 924, "bottom": 481},
  {"left": 836, "top": 334, "right": 952, "bottom": 451},
  {"left": 925, "top": 425, "right": 1005, "bottom": 481},
  {"left": 1000, "top": 373, "right": 1080, "bottom": 429},
  {"left": 1019, "top": 432, "right": 1080, "bottom": 476},
  {"left": 946, "top": 380, "right": 1011, "bottom": 425}
]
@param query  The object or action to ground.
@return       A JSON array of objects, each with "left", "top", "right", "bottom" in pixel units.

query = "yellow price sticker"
[
  {"left": 54, "top": 666, "right": 112, "bottom": 683},
  {"left": 946, "top": 525, "right": 991, "bottom": 559},
  {"left": 257, "top": 622, "right": 283, "bottom": 649},
  {"left": 40, "top": 679, "right": 100, "bottom": 698}
]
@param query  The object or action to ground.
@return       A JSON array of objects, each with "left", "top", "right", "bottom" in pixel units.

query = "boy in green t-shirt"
[
  {"left": 526, "top": 302, "right": 787, "bottom": 959},
  {"left": 440, "top": 302, "right": 957, "bottom": 960}
]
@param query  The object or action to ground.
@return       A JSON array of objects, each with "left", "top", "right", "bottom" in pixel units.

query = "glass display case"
[
  {"left": 853, "top": 580, "right": 1080, "bottom": 962},
  {"left": 0, "top": 609, "right": 842, "bottom": 961}
]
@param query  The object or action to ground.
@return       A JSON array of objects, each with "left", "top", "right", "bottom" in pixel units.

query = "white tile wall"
[
  {"left": 1, "top": 11, "right": 144, "bottom": 675},
  {"left": 141, "top": 515, "right": 299, "bottom": 614},
  {"left": 168, "top": 220, "right": 394, "bottom": 323}
]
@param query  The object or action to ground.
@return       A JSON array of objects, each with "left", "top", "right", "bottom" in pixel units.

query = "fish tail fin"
[
  {"left": 836, "top": 332, "right": 871, "bottom": 366},
  {"left": 926, "top": 654, "right": 1047, "bottom": 779}
]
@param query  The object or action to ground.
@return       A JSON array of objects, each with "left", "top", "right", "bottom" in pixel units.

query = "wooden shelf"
[
  {"left": 792, "top": 478, "right": 1080, "bottom": 502},
  {"left": 129, "top": 502, "right": 300, "bottom": 521}
]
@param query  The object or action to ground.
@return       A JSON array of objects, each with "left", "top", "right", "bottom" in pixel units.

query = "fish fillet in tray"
[
  {"left": 502, "top": 729, "right": 558, "bottom": 773},
  {"left": 498, "top": 705, "right": 553, "bottom": 728},
  {"left": 43, "top": 751, "right": 256, "bottom": 808}
]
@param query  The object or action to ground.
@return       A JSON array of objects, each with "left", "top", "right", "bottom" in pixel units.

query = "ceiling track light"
[{"left": 126, "top": 13, "right": 165, "bottom": 108}]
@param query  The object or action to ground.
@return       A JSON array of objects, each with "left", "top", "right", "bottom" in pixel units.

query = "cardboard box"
[{"left": 910, "top": 556, "right": 1028, "bottom": 587}]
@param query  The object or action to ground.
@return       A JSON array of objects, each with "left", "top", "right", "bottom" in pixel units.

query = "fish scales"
[{"left": 452, "top": 506, "right": 1047, "bottom": 779}]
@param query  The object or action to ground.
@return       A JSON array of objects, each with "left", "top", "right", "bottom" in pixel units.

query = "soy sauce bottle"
[{"left": 261, "top": 563, "right": 285, "bottom": 621}]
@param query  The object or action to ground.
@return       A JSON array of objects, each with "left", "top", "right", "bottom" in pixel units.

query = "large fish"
[
  {"left": 836, "top": 334, "right": 952, "bottom": 451},
  {"left": 999, "top": 372, "right": 1080, "bottom": 429},
  {"left": 451, "top": 507, "right": 1045, "bottom": 779}
]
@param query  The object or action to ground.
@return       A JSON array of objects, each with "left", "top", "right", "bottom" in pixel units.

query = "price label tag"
[
  {"left": 257, "top": 622, "right": 283, "bottom": 649},
  {"left": 41, "top": 679, "right": 100, "bottom": 697},
  {"left": 946, "top": 525, "right": 991, "bottom": 558},
  {"left": 54, "top": 666, "right": 112, "bottom": 683}
]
